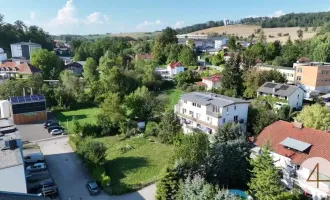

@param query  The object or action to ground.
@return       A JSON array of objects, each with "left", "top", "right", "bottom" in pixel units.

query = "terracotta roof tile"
[
  {"left": 203, "top": 75, "right": 222, "bottom": 82},
  {"left": 0, "top": 61, "right": 40, "bottom": 74},
  {"left": 255, "top": 120, "right": 330, "bottom": 165},
  {"left": 168, "top": 61, "right": 184, "bottom": 69}
]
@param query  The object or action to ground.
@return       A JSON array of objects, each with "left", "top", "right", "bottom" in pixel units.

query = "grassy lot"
[
  {"left": 157, "top": 88, "right": 182, "bottom": 110},
  {"left": 54, "top": 107, "right": 100, "bottom": 133},
  {"left": 94, "top": 136, "right": 175, "bottom": 194}
]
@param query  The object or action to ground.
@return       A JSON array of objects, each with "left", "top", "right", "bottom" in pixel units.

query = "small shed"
[{"left": 10, "top": 95, "right": 47, "bottom": 124}]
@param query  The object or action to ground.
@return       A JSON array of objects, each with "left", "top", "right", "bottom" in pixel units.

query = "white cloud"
[
  {"left": 136, "top": 20, "right": 162, "bottom": 30},
  {"left": 272, "top": 10, "right": 285, "bottom": 18},
  {"left": 50, "top": 0, "right": 78, "bottom": 25},
  {"left": 30, "top": 12, "right": 35, "bottom": 20},
  {"left": 103, "top": 15, "right": 110, "bottom": 22},
  {"left": 86, "top": 12, "right": 103, "bottom": 24},
  {"left": 245, "top": 15, "right": 259, "bottom": 18},
  {"left": 174, "top": 21, "right": 184, "bottom": 29}
]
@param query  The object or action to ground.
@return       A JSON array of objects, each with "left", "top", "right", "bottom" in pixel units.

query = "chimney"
[
  {"left": 8, "top": 139, "right": 18, "bottom": 150},
  {"left": 293, "top": 121, "right": 303, "bottom": 129},
  {"left": 272, "top": 87, "right": 276, "bottom": 94}
]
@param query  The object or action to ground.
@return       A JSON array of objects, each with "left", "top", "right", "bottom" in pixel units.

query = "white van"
[{"left": 24, "top": 153, "right": 44, "bottom": 164}]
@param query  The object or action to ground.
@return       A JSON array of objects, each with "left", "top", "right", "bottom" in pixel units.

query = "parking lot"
[{"left": 37, "top": 137, "right": 109, "bottom": 200}]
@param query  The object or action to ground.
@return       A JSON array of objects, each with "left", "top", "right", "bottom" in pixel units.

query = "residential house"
[
  {"left": 167, "top": 61, "right": 185, "bottom": 76},
  {"left": 10, "top": 42, "right": 41, "bottom": 60},
  {"left": 196, "top": 75, "right": 222, "bottom": 90},
  {"left": 253, "top": 120, "right": 330, "bottom": 200},
  {"left": 174, "top": 92, "right": 249, "bottom": 134},
  {"left": 255, "top": 63, "right": 295, "bottom": 83},
  {"left": 65, "top": 61, "right": 85, "bottom": 75},
  {"left": 213, "top": 37, "right": 229, "bottom": 49},
  {"left": 0, "top": 61, "right": 41, "bottom": 79},
  {"left": 0, "top": 48, "right": 7, "bottom": 61},
  {"left": 0, "top": 118, "right": 26, "bottom": 193},
  {"left": 135, "top": 53, "right": 153, "bottom": 61},
  {"left": 294, "top": 62, "right": 330, "bottom": 95},
  {"left": 257, "top": 82, "right": 304, "bottom": 109}
]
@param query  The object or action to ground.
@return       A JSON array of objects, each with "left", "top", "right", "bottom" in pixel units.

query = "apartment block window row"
[
  {"left": 317, "top": 79, "right": 330, "bottom": 82},
  {"left": 320, "top": 70, "right": 330, "bottom": 74},
  {"left": 296, "top": 76, "right": 301, "bottom": 81},
  {"left": 192, "top": 103, "right": 201, "bottom": 108}
]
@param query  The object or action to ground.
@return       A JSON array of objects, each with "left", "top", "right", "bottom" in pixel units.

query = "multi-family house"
[
  {"left": 294, "top": 62, "right": 330, "bottom": 95},
  {"left": 0, "top": 61, "right": 41, "bottom": 79},
  {"left": 174, "top": 92, "right": 249, "bottom": 134},
  {"left": 195, "top": 75, "right": 222, "bottom": 90},
  {"left": 65, "top": 61, "right": 85, "bottom": 75},
  {"left": 167, "top": 61, "right": 185, "bottom": 76},
  {"left": 255, "top": 63, "right": 295, "bottom": 83},
  {"left": 257, "top": 82, "right": 305, "bottom": 109},
  {"left": 253, "top": 121, "right": 330, "bottom": 200},
  {"left": 10, "top": 42, "right": 41, "bottom": 60},
  {"left": 0, "top": 48, "right": 7, "bottom": 61}
]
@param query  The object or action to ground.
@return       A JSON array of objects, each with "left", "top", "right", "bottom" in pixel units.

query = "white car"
[
  {"left": 50, "top": 129, "right": 64, "bottom": 135},
  {"left": 26, "top": 163, "right": 47, "bottom": 172}
]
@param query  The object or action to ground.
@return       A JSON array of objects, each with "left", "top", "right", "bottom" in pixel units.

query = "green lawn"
[
  {"left": 54, "top": 107, "right": 100, "bottom": 133},
  {"left": 157, "top": 88, "right": 182, "bottom": 110},
  {"left": 94, "top": 136, "right": 175, "bottom": 194}
]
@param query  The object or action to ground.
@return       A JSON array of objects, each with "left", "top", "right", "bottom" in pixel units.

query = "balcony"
[
  {"left": 206, "top": 110, "right": 222, "bottom": 118},
  {"left": 175, "top": 112, "right": 219, "bottom": 130}
]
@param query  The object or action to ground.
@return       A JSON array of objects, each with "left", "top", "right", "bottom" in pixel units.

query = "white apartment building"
[
  {"left": 257, "top": 82, "right": 305, "bottom": 109},
  {"left": 174, "top": 92, "right": 249, "bottom": 134},
  {"left": 254, "top": 121, "right": 330, "bottom": 200},
  {"left": 10, "top": 42, "right": 41, "bottom": 59},
  {"left": 0, "top": 48, "right": 7, "bottom": 61},
  {"left": 214, "top": 37, "right": 229, "bottom": 49},
  {"left": 255, "top": 63, "right": 295, "bottom": 83}
]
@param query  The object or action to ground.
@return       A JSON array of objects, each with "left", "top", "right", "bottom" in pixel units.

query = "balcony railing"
[{"left": 206, "top": 110, "right": 222, "bottom": 118}]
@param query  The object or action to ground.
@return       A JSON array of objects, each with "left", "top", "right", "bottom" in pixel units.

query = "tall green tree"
[
  {"left": 248, "top": 146, "right": 284, "bottom": 200},
  {"left": 83, "top": 57, "right": 98, "bottom": 84},
  {"left": 179, "top": 46, "right": 196, "bottom": 66},
  {"left": 158, "top": 110, "right": 182, "bottom": 144},
  {"left": 295, "top": 104, "right": 330, "bottom": 131}
]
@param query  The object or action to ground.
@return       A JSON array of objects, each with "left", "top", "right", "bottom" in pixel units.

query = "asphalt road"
[
  {"left": 37, "top": 137, "right": 156, "bottom": 200},
  {"left": 18, "top": 123, "right": 54, "bottom": 143}
]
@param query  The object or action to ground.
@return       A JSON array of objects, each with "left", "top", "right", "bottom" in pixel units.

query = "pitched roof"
[
  {"left": 0, "top": 191, "right": 46, "bottom": 200},
  {"left": 181, "top": 92, "right": 249, "bottom": 108},
  {"left": 255, "top": 63, "right": 295, "bottom": 71},
  {"left": 202, "top": 75, "right": 222, "bottom": 82},
  {"left": 255, "top": 120, "right": 330, "bottom": 165},
  {"left": 135, "top": 53, "right": 153, "bottom": 60},
  {"left": 0, "top": 61, "right": 41, "bottom": 74},
  {"left": 257, "top": 82, "right": 303, "bottom": 97},
  {"left": 168, "top": 61, "right": 184, "bottom": 69}
]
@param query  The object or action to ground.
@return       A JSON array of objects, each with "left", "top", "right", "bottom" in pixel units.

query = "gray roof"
[
  {"left": 280, "top": 137, "right": 311, "bottom": 152},
  {"left": 0, "top": 191, "right": 46, "bottom": 200},
  {"left": 257, "top": 82, "right": 303, "bottom": 97},
  {"left": 255, "top": 63, "right": 295, "bottom": 71},
  {"left": 212, "top": 36, "right": 228, "bottom": 41},
  {"left": 11, "top": 42, "right": 41, "bottom": 46},
  {"left": 181, "top": 92, "right": 249, "bottom": 107},
  {"left": 0, "top": 140, "right": 23, "bottom": 170}
]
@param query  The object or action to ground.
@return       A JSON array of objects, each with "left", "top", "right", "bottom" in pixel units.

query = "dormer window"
[
  {"left": 6, "top": 68, "right": 10, "bottom": 71},
  {"left": 0, "top": 67, "right": 4, "bottom": 71}
]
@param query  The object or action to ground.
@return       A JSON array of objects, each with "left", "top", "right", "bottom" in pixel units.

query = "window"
[
  {"left": 213, "top": 106, "right": 220, "bottom": 113},
  {"left": 226, "top": 107, "right": 229, "bottom": 115},
  {"left": 192, "top": 103, "right": 196, "bottom": 107},
  {"left": 196, "top": 113, "right": 201, "bottom": 119},
  {"left": 234, "top": 105, "right": 236, "bottom": 110},
  {"left": 223, "top": 118, "right": 226, "bottom": 123},
  {"left": 189, "top": 111, "right": 194, "bottom": 116},
  {"left": 197, "top": 104, "right": 201, "bottom": 108},
  {"left": 297, "top": 94, "right": 299, "bottom": 99},
  {"left": 297, "top": 68, "right": 302, "bottom": 73},
  {"left": 184, "top": 100, "right": 187, "bottom": 104},
  {"left": 296, "top": 76, "right": 301, "bottom": 81},
  {"left": 182, "top": 108, "right": 186, "bottom": 114},
  {"left": 234, "top": 115, "right": 238, "bottom": 121}
]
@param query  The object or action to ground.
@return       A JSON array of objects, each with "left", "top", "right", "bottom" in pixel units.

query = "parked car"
[
  {"left": 39, "top": 179, "right": 55, "bottom": 188},
  {"left": 26, "top": 163, "right": 47, "bottom": 172},
  {"left": 44, "top": 121, "right": 59, "bottom": 128},
  {"left": 50, "top": 129, "right": 64, "bottom": 136},
  {"left": 47, "top": 125, "right": 62, "bottom": 133},
  {"left": 38, "top": 186, "right": 58, "bottom": 198},
  {"left": 86, "top": 181, "right": 100, "bottom": 196},
  {"left": 24, "top": 153, "right": 44, "bottom": 164}
]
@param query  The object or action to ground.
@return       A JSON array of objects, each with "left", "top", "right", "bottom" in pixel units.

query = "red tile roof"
[
  {"left": 202, "top": 75, "right": 222, "bottom": 82},
  {"left": 195, "top": 81, "right": 207, "bottom": 86},
  {"left": 255, "top": 120, "right": 330, "bottom": 165},
  {"left": 0, "top": 61, "right": 40, "bottom": 74},
  {"left": 135, "top": 53, "right": 153, "bottom": 60},
  {"left": 168, "top": 61, "right": 184, "bottom": 69}
]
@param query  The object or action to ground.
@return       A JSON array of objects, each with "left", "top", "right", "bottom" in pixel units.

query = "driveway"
[
  {"left": 18, "top": 123, "right": 54, "bottom": 143},
  {"left": 37, "top": 137, "right": 156, "bottom": 200}
]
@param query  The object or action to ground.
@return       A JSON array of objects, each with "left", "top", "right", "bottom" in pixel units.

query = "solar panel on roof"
[
  {"left": 10, "top": 95, "right": 46, "bottom": 104},
  {"left": 38, "top": 95, "right": 45, "bottom": 100},
  {"left": 280, "top": 137, "right": 311, "bottom": 152},
  {"left": 31, "top": 96, "right": 39, "bottom": 101},
  {"left": 25, "top": 96, "right": 32, "bottom": 102},
  {"left": 264, "top": 83, "right": 277, "bottom": 88},
  {"left": 279, "top": 85, "right": 289, "bottom": 90}
]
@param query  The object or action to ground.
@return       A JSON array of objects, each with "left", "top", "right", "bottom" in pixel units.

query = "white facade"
[
  {"left": 256, "top": 64, "right": 296, "bottom": 82},
  {"left": 177, "top": 34, "right": 208, "bottom": 39},
  {"left": 167, "top": 65, "right": 184, "bottom": 76},
  {"left": 202, "top": 79, "right": 221, "bottom": 90},
  {"left": 0, "top": 48, "right": 7, "bottom": 61},
  {"left": 10, "top": 42, "right": 41, "bottom": 59},
  {"left": 174, "top": 93, "right": 249, "bottom": 134},
  {"left": 214, "top": 38, "right": 229, "bottom": 49},
  {"left": 0, "top": 164, "right": 27, "bottom": 193}
]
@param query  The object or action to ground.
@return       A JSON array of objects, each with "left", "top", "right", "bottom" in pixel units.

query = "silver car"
[
  {"left": 50, "top": 129, "right": 64, "bottom": 136},
  {"left": 26, "top": 163, "right": 47, "bottom": 172}
]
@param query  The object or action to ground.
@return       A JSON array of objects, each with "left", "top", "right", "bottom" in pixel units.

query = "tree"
[
  {"left": 212, "top": 123, "right": 244, "bottom": 144},
  {"left": 76, "top": 137, "right": 106, "bottom": 165},
  {"left": 159, "top": 27, "right": 178, "bottom": 46},
  {"left": 265, "top": 69, "right": 287, "bottom": 83},
  {"left": 295, "top": 104, "right": 330, "bottom": 131},
  {"left": 248, "top": 146, "right": 284, "bottom": 200},
  {"left": 228, "top": 37, "right": 237, "bottom": 50},
  {"left": 297, "top": 29, "right": 303, "bottom": 40},
  {"left": 179, "top": 46, "right": 196, "bottom": 66},
  {"left": 165, "top": 44, "right": 182, "bottom": 63},
  {"left": 278, "top": 105, "right": 291, "bottom": 121},
  {"left": 221, "top": 52, "right": 244, "bottom": 97},
  {"left": 210, "top": 51, "right": 224, "bottom": 66},
  {"left": 186, "top": 39, "right": 195, "bottom": 49},
  {"left": 59, "top": 70, "right": 85, "bottom": 103},
  {"left": 156, "top": 167, "right": 181, "bottom": 200},
  {"left": 177, "top": 175, "right": 216, "bottom": 200},
  {"left": 83, "top": 57, "right": 98, "bottom": 84},
  {"left": 174, "top": 70, "right": 200, "bottom": 86},
  {"left": 243, "top": 69, "right": 265, "bottom": 98},
  {"left": 97, "top": 93, "right": 126, "bottom": 133},
  {"left": 30, "top": 49, "right": 64, "bottom": 79},
  {"left": 257, "top": 29, "right": 266, "bottom": 43},
  {"left": 158, "top": 110, "right": 182, "bottom": 144},
  {"left": 175, "top": 131, "right": 209, "bottom": 167}
]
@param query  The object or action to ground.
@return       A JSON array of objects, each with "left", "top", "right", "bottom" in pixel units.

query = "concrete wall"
[
  {"left": 288, "top": 88, "right": 304, "bottom": 109},
  {"left": 11, "top": 45, "right": 23, "bottom": 58},
  {"left": 0, "top": 165, "right": 27, "bottom": 193}
]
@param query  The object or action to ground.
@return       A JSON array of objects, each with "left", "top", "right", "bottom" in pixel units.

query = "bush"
[
  {"left": 81, "top": 123, "right": 103, "bottom": 137},
  {"left": 76, "top": 138, "right": 106, "bottom": 165},
  {"left": 277, "top": 33, "right": 282, "bottom": 37},
  {"left": 268, "top": 35, "right": 274, "bottom": 38},
  {"left": 283, "top": 33, "right": 290, "bottom": 36},
  {"left": 92, "top": 165, "right": 111, "bottom": 194},
  {"left": 145, "top": 121, "right": 159, "bottom": 137}
]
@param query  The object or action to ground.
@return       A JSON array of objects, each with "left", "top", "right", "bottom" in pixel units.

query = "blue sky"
[{"left": 0, "top": 0, "right": 330, "bottom": 35}]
